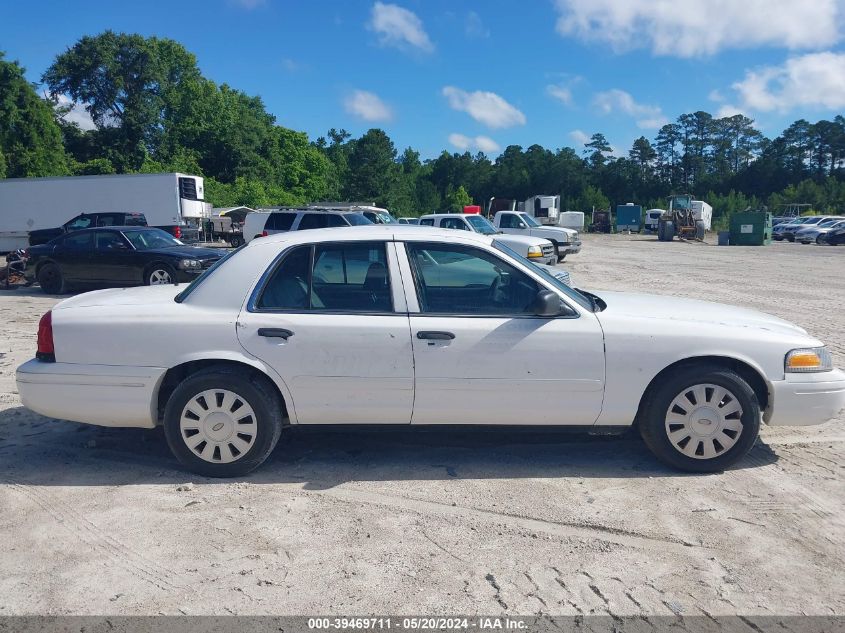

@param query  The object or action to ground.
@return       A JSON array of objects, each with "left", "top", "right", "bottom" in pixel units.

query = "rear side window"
[
  {"left": 267, "top": 213, "right": 296, "bottom": 231},
  {"left": 62, "top": 232, "right": 93, "bottom": 251},
  {"left": 257, "top": 242, "right": 392, "bottom": 312},
  {"left": 297, "top": 214, "right": 329, "bottom": 230},
  {"left": 419, "top": 218, "right": 435, "bottom": 226},
  {"left": 326, "top": 214, "right": 348, "bottom": 228}
]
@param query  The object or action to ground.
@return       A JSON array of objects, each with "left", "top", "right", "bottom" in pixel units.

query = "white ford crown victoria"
[{"left": 16, "top": 226, "right": 845, "bottom": 477}]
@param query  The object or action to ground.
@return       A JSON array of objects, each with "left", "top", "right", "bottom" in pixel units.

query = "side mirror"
[
  {"left": 517, "top": 222, "right": 527, "bottom": 229},
  {"left": 534, "top": 289, "right": 563, "bottom": 317}
]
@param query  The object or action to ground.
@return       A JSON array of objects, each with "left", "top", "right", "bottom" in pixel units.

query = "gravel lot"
[{"left": 0, "top": 235, "right": 842, "bottom": 617}]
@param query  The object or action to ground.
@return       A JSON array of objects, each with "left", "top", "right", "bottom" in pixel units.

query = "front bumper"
[
  {"left": 562, "top": 240, "right": 582, "bottom": 255},
  {"left": 16, "top": 359, "right": 166, "bottom": 428},
  {"left": 766, "top": 368, "right": 845, "bottom": 426}
]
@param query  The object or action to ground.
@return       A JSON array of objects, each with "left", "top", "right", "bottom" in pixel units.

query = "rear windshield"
[{"left": 174, "top": 246, "right": 244, "bottom": 303}]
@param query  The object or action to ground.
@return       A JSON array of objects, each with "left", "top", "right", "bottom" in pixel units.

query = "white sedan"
[{"left": 16, "top": 226, "right": 845, "bottom": 477}]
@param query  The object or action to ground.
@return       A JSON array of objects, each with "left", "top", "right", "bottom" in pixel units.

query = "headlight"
[
  {"left": 785, "top": 347, "right": 833, "bottom": 373},
  {"left": 526, "top": 246, "right": 543, "bottom": 258},
  {"left": 178, "top": 259, "right": 202, "bottom": 270}
]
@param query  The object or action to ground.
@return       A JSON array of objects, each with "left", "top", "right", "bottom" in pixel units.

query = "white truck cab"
[
  {"left": 492, "top": 211, "right": 581, "bottom": 261},
  {"left": 418, "top": 213, "right": 556, "bottom": 265}
]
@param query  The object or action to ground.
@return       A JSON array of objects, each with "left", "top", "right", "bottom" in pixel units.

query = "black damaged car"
[{"left": 25, "top": 227, "right": 225, "bottom": 294}]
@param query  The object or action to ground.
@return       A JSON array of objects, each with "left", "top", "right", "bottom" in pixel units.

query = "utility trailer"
[{"left": 0, "top": 173, "right": 209, "bottom": 252}]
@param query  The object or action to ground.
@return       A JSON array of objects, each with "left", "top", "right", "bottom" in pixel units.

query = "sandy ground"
[{"left": 0, "top": 235, "right": 842, "bottom": 617}]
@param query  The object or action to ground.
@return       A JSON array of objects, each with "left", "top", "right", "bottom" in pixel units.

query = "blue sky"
[{"left": 3, "top": 0, "right": 845, "bottom": 159}]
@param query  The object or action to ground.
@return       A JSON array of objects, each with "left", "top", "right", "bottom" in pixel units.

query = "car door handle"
[
  {"left": 257, "top": 328, "right": 294, "bottom": 340},
  {"left": 416, "top": 331, "right": 455, "bottom": 340}
]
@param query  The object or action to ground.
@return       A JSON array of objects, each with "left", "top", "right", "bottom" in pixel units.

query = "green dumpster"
[{"left": 729, "top": 212, "right": 772, "bottom": 246}]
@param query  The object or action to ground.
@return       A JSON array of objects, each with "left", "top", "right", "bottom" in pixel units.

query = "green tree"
[
  {"left": 584, "top": 133, "right": 612, "bottom": 169},
  {"left": 445, "top": 184, "right": 473, "bottom": 213},
  {"left": 345, "top": 129, "right": 398, "bottom": 204},
  {"left": 43, "top": 31, "right": 201, "bottom": 170},
  {"left": 0, "top": 53, "right": 68, "bottom": 177}
]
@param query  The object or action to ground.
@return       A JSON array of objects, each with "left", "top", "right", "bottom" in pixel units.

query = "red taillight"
[
  {"left": 37, "top": 311, "right": 55, "bottom": 361},
  {"left": 261, "top": 230, "right": 268, "bottom": 237},
  {"left": 173, "top": 226, "right": 182, "bottom": 239}
]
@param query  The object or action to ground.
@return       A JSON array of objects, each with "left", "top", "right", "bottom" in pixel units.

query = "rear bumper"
[
  {"left": 766, "top": 368, "right": 845, "bottom": 426},
  {"left": 16, "top": 359, "right": 166, "bottom": 428}
]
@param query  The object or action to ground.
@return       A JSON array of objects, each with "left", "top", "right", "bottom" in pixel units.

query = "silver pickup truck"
[{"left": 492, "top": 211, "right": 581, "bottom": 262}]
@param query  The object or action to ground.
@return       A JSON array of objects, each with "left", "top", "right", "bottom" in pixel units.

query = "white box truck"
[
  {"left": 523, "top": 195, "right": 561, "bottom": 225},
  {"left": 0, "top": 173, "right": 208, "bottom": 251}
]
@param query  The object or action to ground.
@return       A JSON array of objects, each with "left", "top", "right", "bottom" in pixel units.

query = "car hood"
[
  {"left": 54, "top": 284, "right": 184, "bottom": 310},
  {"left": 594, "top": 291, "right": 808, "bottom": 336},
  {"left": 532, "top": 226, "right": 577, "bottom": 238},
  {"left": 494, "top": 233, "right": 551, "bottom": 247},
  {"left": 140, "top": 246, "right": 225, "bottom": 259}
]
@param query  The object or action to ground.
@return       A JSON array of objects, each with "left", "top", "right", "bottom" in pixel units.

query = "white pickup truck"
[
  {"left": 418, "top": 213, "right": 556, "bottom": 266},
  {"left": 492, "top": 211, "right": 581, "bottom": 262}
]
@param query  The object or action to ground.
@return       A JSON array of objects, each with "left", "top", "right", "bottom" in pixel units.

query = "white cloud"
[
  {"left": 731, "top": 52, "right": 845, "bottom": 112},
  {"left": 448, "top": 133, "right": 501, "bottom": 154},
  {"left": 569, "top": 129, "right": 590, "bottom": 146},
  {"left": 716, "top": 104, "right": 745, "bottom": 118},
  {"left": 465, "top": 11, "right": 490, "bottom": 38},
  {"left": 546, "top": 84, "right": 573, "bottom": 106},
  {"left": 344, "top": 90, "right": 393, "bottom": 122},
  {"left": 52, "top": 94, "right": 96, "bottom": 130},
  {"left": 553, "top": 0, "right": 842, "bottom": 57},
  {"left": 593, "top": 89, "right": 668, "bottom": 129},
  {"left": 442, "top": 86, "right": 526, "bottom": 129},
  {"left": 368, "top": 2, "right": 434, "bottom": 53},
  {"left": 708, "top": 89, "right": 725, "bottom": 102}
]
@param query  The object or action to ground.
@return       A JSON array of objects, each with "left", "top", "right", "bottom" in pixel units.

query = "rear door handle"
[
  {"left": 258, "top": 328, "right": 294, "bottom": 340},
  {"left": 416, "top": 331, "right": 455, "bottom": 340}
]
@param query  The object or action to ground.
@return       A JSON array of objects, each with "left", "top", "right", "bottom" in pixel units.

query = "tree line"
[{"left": 2, "top": 31, "right": 845, "bottom": 227}]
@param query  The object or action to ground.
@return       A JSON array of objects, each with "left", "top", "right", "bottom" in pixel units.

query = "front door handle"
[
  {"left": 258, "top": 328, "right": 294, "bottom": 340},
  {"left": 416, "top": 331, "right": 455, "bottom": 340}
]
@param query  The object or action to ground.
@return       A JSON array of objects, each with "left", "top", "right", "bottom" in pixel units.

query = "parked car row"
[{"left": 772, "top": 215, "right": 845, "bottom": 244}]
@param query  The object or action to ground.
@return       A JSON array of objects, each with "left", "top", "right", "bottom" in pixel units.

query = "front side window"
[
  {"left": 258, "top": 242, "right": 392, "bottom": 312},
  {"left": 499, "top": 214, "right": 521, "bottom": 229},
  {"left": 440, "top": 217, "right": 469, "bottom": 231},
  {"left": 419, "top": 218, "right": 435, "bottom": 226},
  {"left": 94, "top": 230, "right": 128, "bottom": 251},
  {"left": 406, "top": 242, "right": 540, "bottom": 315},
  {"left": 465, "top": 215, "right": 498, "bottom": 235}
]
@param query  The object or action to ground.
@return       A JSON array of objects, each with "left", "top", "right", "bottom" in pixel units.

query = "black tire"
[
  {"left": 657, "top": 221, "right": 666, "bottom": 241},
  {"left": 816, "top": 235, "right": 826, "bottom": 245},
  {"left": 786, "top": 235, "right": 795, "bottom": 242},
  {"left": 694, "top": 220, "right": 706, "bottom": 241},
  {"left": 163, "top": 368, "right": 284, "bottom": 477},
  {"left": 144, "top": 263, "right": 177, "bottom": 286},
  {"left": 37, "top": 262, "right": 64, "bottom": 294},
  {"left": 663, "top": 220, "right": 675, "bottom": 241},
  {"left": 229, "top": 235, "right": 244, "bottom": 248},
  {"left": 639, "top": 365, "right": 760, "bottom": 472}
]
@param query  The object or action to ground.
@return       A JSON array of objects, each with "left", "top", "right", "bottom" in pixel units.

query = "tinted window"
[
  {"left": 95, "top": 214, "right": 121, "bottom": 227},
  {"left": 325, "top": 214, "right": 348, "bottom": 228},
  {"left": 419, "top": 218, "right": 435, "bottom": 226},
  {"left": 406, "top": 242, "right": 539, "bottom": 315},
  {"left": 65, "top": 215, "right": 93, "bottom": 231},
  {"left": 499, "top": 214, "right": 521, "bottom": 229},
  {"left": 62, "top": 232, "right": 93, "bottom": 251},
  {"left": 259, "top": 242, "right": 392, "bottom": 312},
  {"left": 297, "top": 214, "right": 329, "bottom": 230},
  {"left": 267, "top": 212, "right": 296, "bottom": 231},
  {"left": 344, "top": 213, "right": 372, "bottom": 226},
  {"left": 94, "top": 231, "right": 128, "bottom": 251},
  {"left": 122, "top": 228, "right": 182, "bottom": 250},
  {"left": 440, "top": 217, "right": 469, "bottom": 231}
]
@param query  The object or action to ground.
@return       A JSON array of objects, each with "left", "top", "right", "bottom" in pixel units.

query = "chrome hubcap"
[
  {"left": 150, "top": 269, "right": 172, "bottom": 285},
  {"left": 665, "top": 383, "right": 743, "bottom": 460},
  {"left": 180, "top": 389, "right": 257, "bottom": 463}
]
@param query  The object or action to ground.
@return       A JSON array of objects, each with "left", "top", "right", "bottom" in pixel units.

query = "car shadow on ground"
[{"left": 0, "top": 407, "right": 781, "bottom": 488}]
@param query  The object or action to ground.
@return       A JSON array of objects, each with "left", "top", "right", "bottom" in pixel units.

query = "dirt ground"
[{"left": 0, "top": 235, "right": 842, "bottom": 617}]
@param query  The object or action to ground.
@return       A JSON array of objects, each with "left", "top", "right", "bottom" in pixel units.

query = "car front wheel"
[
  {"left": 163, "top": 368, "right": 283, "bottom": 477},
  {"left": 37, "top": 263, "right": 64, "bottom": 294},
  {"left": 639, "top": 365, "right": 760, "bottom": 472},
  {"left": 146, "top": 264, "right": 176, "bottom": 286}
]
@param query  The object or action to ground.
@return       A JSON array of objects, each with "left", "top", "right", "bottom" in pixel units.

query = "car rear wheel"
[
  {"left": 639, "top": 365, "right": 760, "bottom": 472},
  {"left": 816, "top": 235, "right": 826, "bottom": 245},
  {"left": 163, "top": 368, "right": 283, "bottom": 477},
  {"left": 145, "top": 264, "right": 176, "bottom": 286},
  {"left": 37, "top": 263, "right": 64, "bottom": 294}
]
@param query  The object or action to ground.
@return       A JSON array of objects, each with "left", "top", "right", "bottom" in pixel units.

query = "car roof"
[
  {"left": 419, "top": 213, "right": 486, "bottom": 219},
  {"left": 246, "top": 224, "right": 494, "bottom": 248},
  {"left": 255, "top": 208, "right": 366, "bottom": 215},
  {"left": 60, "top": 226, "right": 160, "bottom": 234}
]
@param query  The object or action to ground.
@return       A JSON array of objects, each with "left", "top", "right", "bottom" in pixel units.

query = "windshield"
[
  {"left": 174, "top": 245, "right": 243, "bottom": 303},
  {"left": 519, "top": 213, "right": 542, "bottom": 228},
  {"left": 122, "top": 228, "right": 184, "bottom": 250},
  {"left": 817, "top": 219, "right": 840, "bottom": 227},
  {"left": 365, "top": 210, "right": 398, "bottom": 224},
  {"left": 466, "top": 215, "right": 498, "bottom": 235},
  {"left": 492, "top": 239, "right": 593, "bottom": 311},
  {"left": 345, "top": 213, "right": 373, "bottom": 226}
]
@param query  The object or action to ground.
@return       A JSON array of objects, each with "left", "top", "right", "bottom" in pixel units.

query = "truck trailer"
[{"left": 0, "top": 173, "right": 209, "bottom": 252}]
